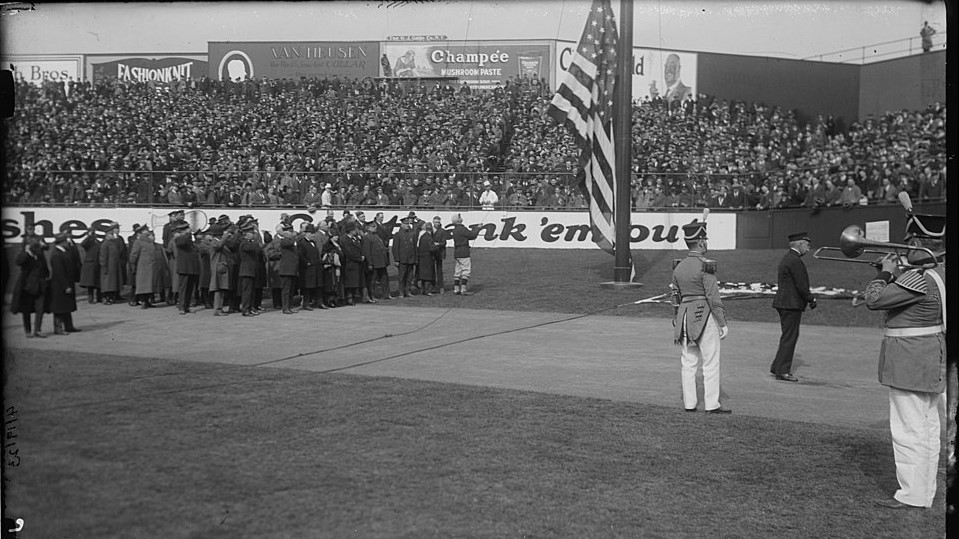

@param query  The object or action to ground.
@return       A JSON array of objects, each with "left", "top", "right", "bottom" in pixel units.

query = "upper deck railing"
[{"left": 802, "top": 32, "right": 946, "bottom": 64}]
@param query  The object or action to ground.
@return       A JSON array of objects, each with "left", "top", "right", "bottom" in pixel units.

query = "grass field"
[
  {"left": 2, "top": 247, "right": 949, "bottom": 538},
  {"left": 3, "top": 349, "right": 945, "bottom": 538}
]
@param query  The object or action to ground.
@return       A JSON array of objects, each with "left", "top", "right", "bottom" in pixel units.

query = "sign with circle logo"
[{"left": 217, "top": 50, "right": 254, "bottom": 81}]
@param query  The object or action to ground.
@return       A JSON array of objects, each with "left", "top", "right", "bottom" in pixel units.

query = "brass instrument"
[{"left": 813, "top": 225, "right": 938, "bottom": 270}]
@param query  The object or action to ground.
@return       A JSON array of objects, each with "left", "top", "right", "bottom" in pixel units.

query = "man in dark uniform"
[
  {"left": 275, "top": 222, "right": 299, "bottom": 314},
  {"left": 769, "top": 232, "right": 817, "bottom": 382},
  {"left": 172, "top": 220, "right": 200, "bottom": 315},
  {"left": 866, "top": 211, "right": 947, "bottom": 509},
  {"left": 297, "top": 224, "right": 323, "bottom": 311},
  {"left": 391, "top": 216, "right": 417, "bottom": 298},
  {"left": 362, "top": 220, "right": 391, "bottom": 301},
  {"left": 431, "top": 215, "right": 449, "bottom": 294},
  {"left": 670, "top": 218, "right": 730, "bottom": 413},
  {"left": 49, "top": 233, "right": 80, "bottom": 335},
  {"left": 237, "top": 218, "right": 262, "bottom": 316}
]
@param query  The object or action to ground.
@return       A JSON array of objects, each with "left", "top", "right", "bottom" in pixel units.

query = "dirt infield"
[{"left": 4, "top": 298, "right": 890, "bottom": 431}]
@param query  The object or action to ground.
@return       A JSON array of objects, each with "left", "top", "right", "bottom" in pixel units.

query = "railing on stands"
[
  {"left": 3, "top": 169, "right": 943, "bottom": 211},
  {"left": 802, "top": 31, "right": 947, "bottom": 64}
]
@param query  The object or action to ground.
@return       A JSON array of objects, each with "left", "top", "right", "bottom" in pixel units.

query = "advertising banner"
[
  {"left": 3, "top": 208, "right": 735, "bottom": 250},
  {"left": 555, "top": 41, "right": 698, "bottom": 104},
  {"left": 382, "top": 41, "right": 551, "bottom": 90},
  {"left": 88, "top": 56, "right": 208, "bottom": 85},
  {"left": 208, "top": 42, "right": 379, "bottom": 81},
  {"left": 4, "top": 56, "right": 83, "bottom": 85}
]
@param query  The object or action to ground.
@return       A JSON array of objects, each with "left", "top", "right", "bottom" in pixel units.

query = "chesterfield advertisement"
[
  {"left": 88, "top": 56, "right": 208, "bottom": 85},
  {"left": 208, "top": 41, "right": 379, "bottom": 80},
  {"left": 382, "top": 42, "right": 551, "bottom": 90},
  {"left": 556, "top": 41, "right": 698, "bottom": 104},
  {"left": 2, "top": 209, "right": 736, "bottom": 250}
]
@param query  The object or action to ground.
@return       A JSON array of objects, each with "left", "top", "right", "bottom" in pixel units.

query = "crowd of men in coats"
[{"left": 10, "top": 208, "right": 482, "bottom": 335}]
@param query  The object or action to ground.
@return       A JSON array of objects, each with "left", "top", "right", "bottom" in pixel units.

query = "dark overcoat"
[
  {"left": 78, "top": 235, "right": 100, "bottom": 289},
  {"left": 174, "top": 234, "right": 200, "bottom": 276},
  {"left": 361, "top": 234, "right": 389, "bottom": 269},
  {"left": 238, "top": 238, "right": 262, "bottom": 278},
  {"left": 277, "top": 236, "right": 298, "bottom": 277},
  {"left": 49, "top": 246, "right": 78, "bottom": 314},
  {"left": 297, "top": 237, "right": 323, "bottom": 289},
  {"left": 341, "top": 234, "right": 365, "bottom": 289},
  {"left": 391, "top": 228, "right": 417, "bottom": 264},
  {"left": 98, "top": 237, "right": 127, "bottom": 293},
  {"left": 11, "top": 249, "right": 49, "bottom": 314},
  {"left": 416, "top": 230, "right": 437, "bottom": 281}
]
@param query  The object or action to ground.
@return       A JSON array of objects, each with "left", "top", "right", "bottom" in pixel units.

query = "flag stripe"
[{"left": 547, "top": 0, "right": 635, "bottom": 282}]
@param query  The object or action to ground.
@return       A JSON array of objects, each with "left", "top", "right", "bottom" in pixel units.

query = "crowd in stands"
[{"left": 3, "top": 74, "right": 947, "bottom": 210}]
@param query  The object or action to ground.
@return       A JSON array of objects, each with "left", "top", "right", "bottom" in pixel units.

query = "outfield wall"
[{"left": 1, "top": 208, "right": 736, "bottom": 251}]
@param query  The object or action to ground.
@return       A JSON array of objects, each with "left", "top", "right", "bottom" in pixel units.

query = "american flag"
[{"left": 548, "top": 0, "right": 621, "bottom": 257}]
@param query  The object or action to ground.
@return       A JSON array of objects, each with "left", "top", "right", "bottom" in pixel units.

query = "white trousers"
[
  {"left": 680, "top": 315, "right": 722, "bottom": 411},
  {"left": 889, "top": 387, "right": 941, "bottom": 507}
]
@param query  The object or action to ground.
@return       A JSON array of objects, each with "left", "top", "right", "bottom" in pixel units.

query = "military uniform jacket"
[
  {"left": 865, "top": 265, "right": 946, "bottom": 393},
  {"left": 671, "top": 252, "right": 727, "bottom": 344},
  {"left": 392, "top": 228, "right": 417, "bottom": 264},
  {"left": 772, "top": 249, "right": 814, "bottom": 311}
]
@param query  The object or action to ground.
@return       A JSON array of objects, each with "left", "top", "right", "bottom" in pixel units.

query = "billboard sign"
[
  {"left": 89, "top": 56, "right": 207, "bottom": 85},
  {"left": 382, "top": 41, "right": 551, "bottom": 90},
  {"left": 208, "top": 42, "right": 379, "bottom": 81},
  {"left": 5, "top": 56, "right": 83, "bottom": 85},
  {"left": 3, "top": 208, "right": 735, "bottom": 250},
  {"left": 556, "top": 41, "right": 698, "bottom": 104}
]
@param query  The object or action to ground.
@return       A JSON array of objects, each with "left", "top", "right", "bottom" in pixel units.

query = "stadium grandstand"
[{"left": 3, "top": 74, "right": 946, "bottom": 210}]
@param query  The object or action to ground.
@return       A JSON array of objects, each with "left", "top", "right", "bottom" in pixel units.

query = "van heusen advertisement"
[
  {"left": 88, "top": 56, "right": 208, "bottom": 85},
  {"left": 383, "top": 42, "right": 551, "bottom": 90},
  {"left": 555, "top": 41, "right": 698, "bottom": 103},
  {"left": 208, "top": 41, "right": 379, "bottom": 80}
]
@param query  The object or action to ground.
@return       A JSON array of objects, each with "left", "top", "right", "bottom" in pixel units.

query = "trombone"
[{"left": 813, "top": 225, "right": 938, "bottom": 270}]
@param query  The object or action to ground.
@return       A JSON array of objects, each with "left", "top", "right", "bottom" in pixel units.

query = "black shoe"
[
  {"left": 707, "top": 408, "right": 732, "bottom": 414},
  {"left": 874, "top": 498, "right": 925, "bottom": 510},
  {"left": 242, "top": 311, "right": 255, "bottom": 317},
  {"left": 318, "top": 303, "right": 329, "bottom": 310},
  {"left": 685, "top": 408, "right": 697, "bottom": 413},
  {"left": 282, "top": 309, "right": 295, "bottom": 314},
  {"left": 65, "top": 328, "right": 82, "bottom": 333},
  {"left": 775, "top": 373, "right": 799, "bottom": 382},
  {"left": 302, "top": 305, "right": 314, "bottom": 311}
]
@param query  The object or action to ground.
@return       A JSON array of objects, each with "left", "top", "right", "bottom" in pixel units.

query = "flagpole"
[{"left": 609, "top": 0, "right": 641, "bottom": 287}]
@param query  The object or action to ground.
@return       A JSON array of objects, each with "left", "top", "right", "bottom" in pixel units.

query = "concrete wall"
[
  {"left": 736, "top": 202, "right": 947, "bottom": 249},
  {"left": 697, "top": 52, "right": 861, "bottom": 130},
  {"left": 858, "top": 50, "right": 946, "bottom": 119}
]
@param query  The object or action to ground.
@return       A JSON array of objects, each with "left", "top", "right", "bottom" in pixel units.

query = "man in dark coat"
[
  {"left": 340, "top": 221, "right": 365, "bottom": 306},
  {"left": 98, "top": 222, "right": 127, "bottom": 305},
  {"left": 126, "top": 223, "right": 143, "bottom": 306},
  {"left": 297, "top": 224, "right": 323, "bottom": 310},
  {"left": 78, "top": 230, "right": 102, "bottom": 304},
  {"left": 12, "top": 235, "right": 51, "bottom": 338},
  {"left": 173, "top": 220, "right": 201, "bottom": 314},
  {"left": 237, "top": 220, "right": 263, "bottom": 316},
  {"left": 276, "top": 223, "right": 299, "bottom": 314},
  {"left": 431, "top": 215, "right": 449, "bottom": 294},
  {"left": 49, "top": 233, "right": 80, "bottom": 335},
  {"left": 391, "top": 216, "right": 417, "bottom": 298},
  {"left": 361, "top": 220, "right": 390, "bottom": 301},
  {"left": 769, "top": 232, "right": 817, "bottom": 382}
]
